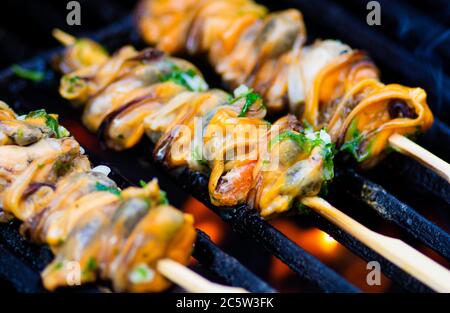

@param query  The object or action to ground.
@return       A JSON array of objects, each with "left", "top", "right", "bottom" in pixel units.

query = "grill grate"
[{"left": 0, "top": 0, "right": 449, "bottom": 293}]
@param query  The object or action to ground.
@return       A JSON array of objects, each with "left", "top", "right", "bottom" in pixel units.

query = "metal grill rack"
[{"left": 0, "top": 0, "right": 448, "bottom": 293}]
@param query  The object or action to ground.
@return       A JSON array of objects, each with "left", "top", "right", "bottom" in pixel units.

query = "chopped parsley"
[
  {"left": 25, "top": 109, "right": 70, "bottom": 138},
  {"left": 85, "top": 257, "right": 97, "bottom": 272},
  {"left": 340, "top": 118, "right": 370, "bottom": 162},
  {"left": 159, "top": 64, "right": 208, "bottom": 92},
  {"left": 138, "top": 180, "right": 169, "bottom": 206},
  {"left": 129, "top": 264, "right": 154, "bottom": 283},
  {"left": 82, "top": 257, "right": 98, "bottom": 278},
  {"left": 63, "top": 75, "right": 84, "bottom": 94},
  {"left": 53, "top": 261, "right": 64, "bottom": 271},
  {"left": 54, "top": 160, "right": 73, "bottom": 176},
  {"left": 230, "top": 85, "right": 264, "bottom": 117},
  {"left": 321, "top": 142, "right": 335, "bottom": 182},
  {"left": 95, "top": 182, "right": 121, "bottom": 196},
  {"left": 159, "top": 191, "right": 169, "bottom": 205},
  {"left": 11, "top": 64, "right": 45, "bottom": 82},
  {"left": 270, "top": 128, "right": 335, "bottom": 182},
  {"left": 269, "top": 129, "right": 329, "bottom": 153},
  {"left": 16, "top": 128, "right": 24, "bottom": 140}
]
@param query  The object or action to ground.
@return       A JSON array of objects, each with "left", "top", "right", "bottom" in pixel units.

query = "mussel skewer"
[{"left": 0, "top": 104, "right": 246, "bottom": 293}]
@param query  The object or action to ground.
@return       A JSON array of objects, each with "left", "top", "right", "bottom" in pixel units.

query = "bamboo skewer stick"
[
  {"left": 301, "top": 196, "right": 450, "bottom": 292},
  {"left": 157, "top": 259, "right": 249, "bottom": 293},
  {"left": 388, "top": 133, "right": 450, "bottom": 183},
  {"left": 52, "top": 29, "right": 76, "bottom": 46}
]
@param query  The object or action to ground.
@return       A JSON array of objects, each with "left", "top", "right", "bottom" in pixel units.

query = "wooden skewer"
[
  {"left": 388, "top": 133, "right": 450, "bottom": 183},
  {"left": 301, "top": 196, "right": 450, "bottom": 292},
  {"left": 52, "top": 28, "right": 76, "bottom": 46},
  {"left": 157, "top": 259, "right": 249, "bottom": 293}
]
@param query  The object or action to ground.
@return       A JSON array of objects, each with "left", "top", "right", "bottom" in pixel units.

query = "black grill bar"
[
  {"left": 367, "top": 120, "right": 450, "bottom": 206},
  {"left": 306, "top": 213, "right": 432, "bottom": 293},
  {"left": 375, "top": 153, "right": 450, "bottom": 206},
  {"left": 0, "top": 244, "right": 45, "bottom": 293},
  {"left": 193, "top": 230, "right": 276, "bottom": 293},
  {"left": 334, "top": 168, "right": 450, "bottom": 260},
  {"left": 0, "top": 221, "right": 53, "bottom": 272},
  {"left": 361, "top": 121, "right": 450, "bottom": 208}
]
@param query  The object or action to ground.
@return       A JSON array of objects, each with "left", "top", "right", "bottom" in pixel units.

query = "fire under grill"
[{"left": 0, "top": 0, "right": 449, "bottom": 293}]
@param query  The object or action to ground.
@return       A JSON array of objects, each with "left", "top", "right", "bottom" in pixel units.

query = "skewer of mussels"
[
  {"left": 134, "top": 0, "right": 450, "bottom": 182},
  {"left": 52, "top": 34, "right": 450, "bottom": 292},
  {"left": 0, "top": 102, "right": 247, "bottom": 293}
]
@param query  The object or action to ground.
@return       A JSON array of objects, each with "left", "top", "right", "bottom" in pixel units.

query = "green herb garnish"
[
  {"left": 229, "top": 85, "right": 263, "bottom": 117},
  {"left": 129, "top": 264, "right": 154, "bottom": 283},
  {"left": 16, "top": 128, "right": 24, "bottom": 140},
  {"left": 45, "top": 115, "right": 60, "bottom": 135},
  {"left": 64, "top": 75, "right": 83, "bottom": 93},
  {"left": 95, "top": 182, "right": 121, "bottom": 196},
  {"left": 11, "top": 64, "right": 45, "bottom": 82},
  {"left": 321, "top": 143, "right": 335, "bottom": 182},
  {"left": 159, "top": 64, "right": 208, "bottom": 92},
  {"left": 339, "top": 119, "right": 370, "bottom": 162},
  {"left": 80, "top": 257, "right": 98, "bottom": 279},
  {"left": 53, "top": 261, "right": 63, "bottom": 271},
  {"left": 86, "top": 257, "right": 97, "bottom": 271},
  {"left": 238, "top": 92, "right": 262, "bottom": 117},
  {"left": 25, "top": 109, "right": 70, "bottom": 138},
  {"left": 54, "top": 160, "right": 72, "bottom": 176},
  {"left": 139, "top": 180, "right": 147, "bottom": 188},
  {"left": 159, "top": 191, "right": 169, "bottom": 205},
  {"left": 25, "top": 109, "right": 47, "bottom": 119},
  {"left": 270, "top": 128, "right": 335, "bottom": 182},
  {"left": 270, "top": 130, "right": 310, "bottom": 151}
]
